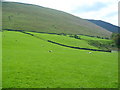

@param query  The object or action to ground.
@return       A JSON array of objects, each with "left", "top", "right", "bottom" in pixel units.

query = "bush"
[
  {"left": 74, "top": 35, "right": 80, "bottom": 39},
  {"left": 111, "top": 33, "right": 120, "bottom": 48}
]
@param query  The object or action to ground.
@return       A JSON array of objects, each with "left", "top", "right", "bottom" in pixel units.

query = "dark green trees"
[{"left": 111, "top": 33, "right": 120, "bottom": 48}]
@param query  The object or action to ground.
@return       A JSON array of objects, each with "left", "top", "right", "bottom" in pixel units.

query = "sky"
[{"left": 3, "top": 0, "right": 119, "bottom": 26}]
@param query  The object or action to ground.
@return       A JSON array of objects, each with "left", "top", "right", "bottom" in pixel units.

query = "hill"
[
  {"left": 2, "top": 2, "right": 111, "bottom": 38},
  {"left": 3, "top": 30, "right": 118, "bottom": 88},
  {"left": 87, "top": 19, "right": 119, "bottom": 33}
]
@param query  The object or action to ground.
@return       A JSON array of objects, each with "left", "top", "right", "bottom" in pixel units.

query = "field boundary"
[
  {"left": 3, "top": 29, "right": 111, "bottom": 52},
  {"left": 3, "top": 29, "right": 108, "bottom": 39},
  {"left": 47, "top": 40, "right": 111, "bottom": 52}
]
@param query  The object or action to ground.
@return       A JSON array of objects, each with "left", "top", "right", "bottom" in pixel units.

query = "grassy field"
[
  {"left": 29, "top": 31, "right": 115, "bottom": 50},
  {"left": 2, "top": 2, "right": 111, "bottom": 38},
  {"left": 2, "top": 30, "right": 118, "bottom": 88},
  {"left": 77, "top": 35, "right": 115, "bottom": 50},
  {"left": 29, "top": 32, "right": 98, "bottom": 49}
]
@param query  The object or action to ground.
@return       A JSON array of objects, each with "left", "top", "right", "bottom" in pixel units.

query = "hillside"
[
  {"left": 2, "top": 2, "right": 111, "bottom": 38},
  {"left": 3, "top": 30, "right": 118, "bottom": 88},
  {"left": 87, "top": 19, "right": 119, "bottom": 33}
]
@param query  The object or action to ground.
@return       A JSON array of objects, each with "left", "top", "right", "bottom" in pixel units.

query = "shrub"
[
  {"left": 74, "top": 35, "right": 80, "bottom": 39},
  {"left": 111, "top": 33, "right": 120, "bottom": 48}
]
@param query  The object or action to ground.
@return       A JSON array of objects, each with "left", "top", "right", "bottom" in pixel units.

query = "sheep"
[{"left": 88, "top": 52, "right": 92, "bottom": 54}]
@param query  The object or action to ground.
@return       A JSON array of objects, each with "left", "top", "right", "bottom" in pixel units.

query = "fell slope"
[
  {"left": 2, "top": 2, "right": 111, "bottom": 37},
  {"left": 87, "top": 19, "right": 119, "bottom": 33}
]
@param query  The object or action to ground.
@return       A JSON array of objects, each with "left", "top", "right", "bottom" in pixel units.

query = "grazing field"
[
  {"left": 27, "top": 31, "right": 114, "bottom": 50},
  {"left": 2, "top": 31, "right": 118, "bottom": 88},
  {"left": 72, "top": 35, "right": 115, "bottom": 50},
  {"left": 29, "top": 32, "right": 98, "bottom": 49}
]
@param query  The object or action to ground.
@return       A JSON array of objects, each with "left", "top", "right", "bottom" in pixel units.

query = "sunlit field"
[{"left": 2, "top": 31, "right": 118, "bottom": 88}]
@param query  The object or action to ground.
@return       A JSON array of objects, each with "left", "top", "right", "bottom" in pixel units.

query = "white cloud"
[
  {"left": 72, "top": 1, "right": 118, "bottom": 25},
  {"left": 3, "top": 0, "right": 119, "bottom": 26}
]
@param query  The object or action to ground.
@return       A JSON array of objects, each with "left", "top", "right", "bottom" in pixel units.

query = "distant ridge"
[
  {"left": 87, "top": 19, "right": 119, "bottom": 33},
  {"left": 3, "top": 2, "right": 112, "bottom": 37}
]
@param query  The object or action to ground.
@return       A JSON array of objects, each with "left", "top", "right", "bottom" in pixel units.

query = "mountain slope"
[
  {"left": 2, "top": 2, "right": 112, "bottom": 37},
  {"left": 87, "top": 19, "right": 119, "bottom": 33}
]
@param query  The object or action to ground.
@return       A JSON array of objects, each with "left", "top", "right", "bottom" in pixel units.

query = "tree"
[
  {"left": 74, "top": 35, "right": 80, "bottom": 39},
  {"left": 111, "top": 33, "right": 120, "bottom": 48}
]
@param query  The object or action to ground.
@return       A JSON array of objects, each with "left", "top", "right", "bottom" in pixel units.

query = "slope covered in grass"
[
  {"left": 2, "top": 2, "right": 111, "bottom": 38},
  {"left": 29, "top": 31, "right": 114, "bottom": 50},
  {"left": 29, "top": 32, "right": 98, "bottom": 49},
  {"left": 78, "top": 35, "right": 115, "bottom": 50},
  {"left": 3, "top": 31, "right": 118, "bottom": 88}
]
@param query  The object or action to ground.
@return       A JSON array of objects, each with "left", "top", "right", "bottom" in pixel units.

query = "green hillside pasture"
[
  {"left": 78, "top": 35, "right": 115, "bottom": 50},
  {"left": 29, "top": 32, "right": 98, "bottom": 49},
  {"left": 3, "top": 31, "right": 118, "bottom": 88}
]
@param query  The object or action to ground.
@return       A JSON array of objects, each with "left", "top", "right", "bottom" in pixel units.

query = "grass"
[
  {"left": 2, "top": 2, "right": 111, "bottom": 38},
  {"left": 2, "top": 31, "right": 118, "bottom": 88},
  {"left": 77, "top": 35, "right": 115, "bottom": 50},
  {"left": 29, "top": 32, "right": 98, "bottom": 49},
  {"left": 30, "top": 31, "right": 114, "bottom": 50}
]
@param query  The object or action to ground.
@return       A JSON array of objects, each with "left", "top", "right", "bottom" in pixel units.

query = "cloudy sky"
[{"left": 3, "top": 0, "right": 119, "bottom": 26}]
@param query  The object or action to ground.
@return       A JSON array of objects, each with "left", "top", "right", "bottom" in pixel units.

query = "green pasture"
[
  {"left": 30, "top": 32, "right": 115, "bottom": 50},
  {"left": 77, "top": 35, "right": 115, "bottom": 50},
  {"left": 2, "top": 31, "right": 118, "bottom": 88},
  {"left": 29, "top": 32, "right": 98, "bottom": 49}
]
